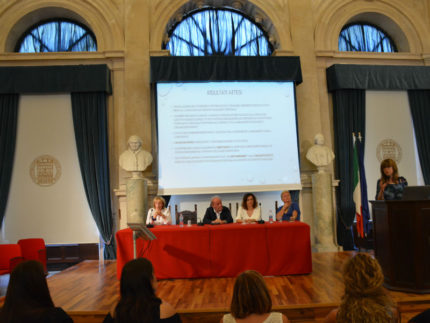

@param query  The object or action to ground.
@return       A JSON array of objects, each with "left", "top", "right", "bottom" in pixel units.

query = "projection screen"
[{"left": 156, "top": 81, "right": 301, "bottom": 195}]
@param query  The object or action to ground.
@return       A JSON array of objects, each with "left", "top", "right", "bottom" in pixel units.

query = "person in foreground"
[
  {"left": 409, "top": 308, "right": 430, "bottom": 322},
  {"left": 376, "top": 158, "right": 408, "bottom": 200},
  {"left": 104, "top": 258, "right": 181, "bottom": 323},
  {"left": 221, "top": 270, "right": 289, "bottom": 323},
  {"left": 324, "top": 253, "right": 398, "bottom": 323},
  {"left": 146, "top": 196, "right": 171, "bottom": 225},
  {"left": 236, "top": 193, "right": 261, "bottom": 223},
  {"left": 0, "top": 260, "right": 73, "bottom": 323},
  {"left": 203, "top": 196, "right": 233, "bottom": 224},
  {"left": 276, "top": 190, "right": 300, "bottom": 222}
]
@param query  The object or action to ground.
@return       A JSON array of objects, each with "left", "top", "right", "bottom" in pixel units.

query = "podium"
[
  {"left": 370, "top": 200, "right": 430, "bottom": 293},
  {"left": 127, "top": 223, "right": 156, "bottom": 259}
]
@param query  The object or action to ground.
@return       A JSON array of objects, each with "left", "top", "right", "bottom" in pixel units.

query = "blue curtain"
[
  {"left": 71, "top": 92, "right": 115, "bottom": 259},
  {"left": 408, "top": 90, "right": 430, "bottom": 184},
  {"left": 290, "top": 190, "right": 300, "bottom": 204},
  {"left": 0, "top": 94, "right": 19, "bottom": 228},
  {"left": 332, "top": 89, "right": 366, "bottom": 250}
]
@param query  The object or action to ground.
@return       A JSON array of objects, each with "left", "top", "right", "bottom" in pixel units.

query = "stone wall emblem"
[
  {"left": 376, "top": 139, "right": 402, "bottom": 163},
  {"left": 30, "top": 155, "right": 62, "bottom": 186}
]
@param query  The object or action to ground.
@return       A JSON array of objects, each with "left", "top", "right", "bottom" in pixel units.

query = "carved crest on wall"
[
  {"left": 376, "top": 139, "right": 402, "bottom": 163},
  {"left": 30, "top": 155, "right": 62, "bottom": 186}
]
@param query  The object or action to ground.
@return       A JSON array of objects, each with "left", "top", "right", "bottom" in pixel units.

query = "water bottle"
[
  {"left": 268, "top": 210, "right": 273, "bottom": 223},
  {"left": 179, "top": 214, "right": 184, "bottom": 227}
]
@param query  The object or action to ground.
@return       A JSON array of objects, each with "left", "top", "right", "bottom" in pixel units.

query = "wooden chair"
[
  {"left": 18, "top": 238, "right": 47, "bottom": 271},
  {"left": 175, "top": 204, "right": 198, "bottom": 225},
  {"left": 0, "top": 244, "right": 24, "bottom": 275}
]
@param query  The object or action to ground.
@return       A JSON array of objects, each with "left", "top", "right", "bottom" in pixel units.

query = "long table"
[{"left": 116, "top": 222, "right": 312, "bottom": 279}]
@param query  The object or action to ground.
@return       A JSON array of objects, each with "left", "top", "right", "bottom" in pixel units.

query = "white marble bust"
[
  {"left": 306, "top": 133, "right": 335, "bottom": 172},
  {"left": 119, "top": 135, "right": 153, "bottom": 172}
]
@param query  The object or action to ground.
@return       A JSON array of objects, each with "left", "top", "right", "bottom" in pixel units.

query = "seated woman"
[
  {"left": 324, "top": 253, "right": 398, "bottom": 323},
  {"left": 376, "top": 158, "right": 408, "bottom": 200},
  {"left": 221, "top": 270, "right": 289, "bottom": 323},
  {"left": 147, "top": 196, "right": 171, "bottom": 225},
  {"left": 236, "top": 193, "right": 261, "bottom": 223},
  {"left": 0, "top": 260, "right": 73, "bottom": 323},
  {"left": 104, "top": 258, "right": 181, "bottom": 323},
  {"left": 276, "top": 190, "right": 300, "bottom": 221}
]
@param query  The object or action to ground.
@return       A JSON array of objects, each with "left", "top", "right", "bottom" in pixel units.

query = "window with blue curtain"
[
  {"left": 15, "top": 19, "right": 97, "bottom": 53},
  {"left": 339, "top": 23, "right": 397, "bottom": 52},
  {"left": 165, "top": 8, "right": 272, "bottom": 56}
]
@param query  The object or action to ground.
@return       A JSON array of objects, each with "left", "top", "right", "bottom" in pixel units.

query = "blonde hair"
[
  {"left": 337, "top": 253, "right": 395, "bottom": 323},
  {"left": 152, "top": 196, "right": 166, "bottom": 208},
  {"left": 280, "top": 190, "right": 290, "bottom": 198}
]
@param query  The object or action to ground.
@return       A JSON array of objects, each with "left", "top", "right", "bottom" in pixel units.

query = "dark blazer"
[{"left": 203, "top": 206, "right": 233, "bottom": 224}]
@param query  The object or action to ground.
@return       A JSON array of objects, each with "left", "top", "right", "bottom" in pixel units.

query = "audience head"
[
  {"left": 337, "top": 253, "right": 395, "bottom": 322},
  {"left": 410, "top": 308, "right": 430, "bottom": 323},
  {"left": 343, "top": 253, "right": 384, "bottom": 295},
  {"left": 280, "top": 190, "right": 291, "bottom": 204},
  {"left": 120, "top": 257, "right": 157, "bottom": 298},
  {"left": 152, "top": 196, "right": 166, "bottom": 210},
  {"left": 230, "top": 270, "right": 272, "bottom": 319},
  {"left": 242, "top": 193, "right": 257, "bottom": 210},
  {"left": 380, "top": 158, "right": 399, "bottom": 182},
  {"left": 115, "top": 258, "right": 161, "bottom": 323},
  {"left": 211, "top": 196, "right": 223, "bottom": 213},
  {"left": 0, "top": 260, "right": 54, "bottom": 321}
]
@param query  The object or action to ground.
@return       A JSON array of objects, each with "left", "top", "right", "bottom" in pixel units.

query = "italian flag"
[{"left": 353, "top": 136, "right": 364, "bottom": 238}]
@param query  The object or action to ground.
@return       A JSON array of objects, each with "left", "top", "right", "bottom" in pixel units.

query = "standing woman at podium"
[{"left": 376, "top": 159, "right": 408, "bottom": 200}]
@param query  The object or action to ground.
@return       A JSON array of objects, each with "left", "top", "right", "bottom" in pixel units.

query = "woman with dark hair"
[
  {"left": 324, "top": 253, "right": 398, "bottom": 323},
  {"left": 221, "top": 270, "right": 288, "bottom": 323},
  {"left": 104, "top": 258, "right": 181, "bottom": 323},
  {"left": 0, "top": 260, "right": 72, "bottom": 323},
  {"left": 235, "top": 193, "right": 261, "bottom": 223},
  {"left": 376, "top": 158, "right": 408, "bottom": 200}
]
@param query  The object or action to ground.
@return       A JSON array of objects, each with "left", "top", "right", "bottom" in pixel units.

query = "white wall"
[
  {"left": 365, "top": 90, "right": 423, "bottom": 203},
  {"left": 2, "top": 95, "right": 99, "bottom": 244}
]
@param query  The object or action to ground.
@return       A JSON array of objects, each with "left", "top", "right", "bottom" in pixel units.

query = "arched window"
[
  {"left": 165, "top": 9, "right": 272, "bottom": 56},
  {"left": 16, "top": 19, "right": 97, "bottom": 53},
  {"left": 339, "top": 23, "right": 397, "bottom": 52}
]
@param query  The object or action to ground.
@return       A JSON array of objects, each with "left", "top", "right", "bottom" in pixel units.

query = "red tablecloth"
[{"left": 116, "top": 222, "right": 312, "bottom": 279}]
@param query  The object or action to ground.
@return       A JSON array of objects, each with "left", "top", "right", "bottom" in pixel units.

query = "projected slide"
[{"left": 156, "top": 81, "right": 301, "bottom": 195}]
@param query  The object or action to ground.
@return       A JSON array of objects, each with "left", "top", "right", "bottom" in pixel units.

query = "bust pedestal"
[
  {"left": 311, "top": 171, "right": 338, "bottom": 252},
  {"left": 126, "top": 172, "right": 148, "bottom": 225},
  {"left": 114, "top": 174, "right": 157, "bottom": 229}
]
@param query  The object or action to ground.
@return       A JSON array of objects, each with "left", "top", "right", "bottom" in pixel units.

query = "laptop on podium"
[{"left": 402, "top": 186, "right": 430, "bottom": 200}]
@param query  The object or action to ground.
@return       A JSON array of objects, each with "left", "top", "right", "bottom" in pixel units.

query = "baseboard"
[{"left": 46, "top": 243, "right": 98, "bottom": 271}]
